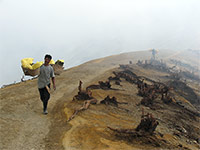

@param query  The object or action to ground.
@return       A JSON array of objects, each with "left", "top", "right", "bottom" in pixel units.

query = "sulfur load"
[{"left": 21, "top": 58, "right": 64, "bottom": 76}]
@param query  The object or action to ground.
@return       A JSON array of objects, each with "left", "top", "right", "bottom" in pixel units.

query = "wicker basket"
[
  {"left": 22, "top": 63, "right": 64, "bottom": 76},
  {"left": 52, "top": 64, "right": 64, "bottom": 75},
  {"left": 21, "top": 66, "right": 40, "bottom": 76}
]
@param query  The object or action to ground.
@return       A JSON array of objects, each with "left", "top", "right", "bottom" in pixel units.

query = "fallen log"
[
  {"left": 100, "top": 96, "right": 128, "bottom": 107},
  {"left": 67, "top": 99, "right": 98, "bottom": 122}
]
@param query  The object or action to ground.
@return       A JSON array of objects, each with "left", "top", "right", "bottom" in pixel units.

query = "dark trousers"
[{"left": 38, "top": 84, "right": 50, "bottom": 111}]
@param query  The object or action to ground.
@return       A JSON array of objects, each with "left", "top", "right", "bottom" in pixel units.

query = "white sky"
[{"left": 0, "top": 0, "right": 200, "bottom": 86}]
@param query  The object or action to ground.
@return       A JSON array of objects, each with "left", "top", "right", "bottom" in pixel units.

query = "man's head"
[{"left": 44, "top": 54, "right": 52, "bottom": 66}]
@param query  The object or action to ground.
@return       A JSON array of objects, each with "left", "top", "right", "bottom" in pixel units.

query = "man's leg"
[
  {"left": 39, "top": 87, "right": 49, "bottom": 114},
  {"left": 39, "top": 88, "right": 45, "bottom": 103},
  {"left": 43, "top": 86, "right": 50, "bottom": 114},
  {"left": 43, "top": 100, "right": 48, "bottom": 112}
]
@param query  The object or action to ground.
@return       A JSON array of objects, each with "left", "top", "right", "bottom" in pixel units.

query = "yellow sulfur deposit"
[
  {"left": 21, "top": 58, "right": 44, "bottom": 70},
  {"left": 21, "top": 58, "right": 57, "bottom": 70},
  {"left": 58, "top": 59, "right": 64, "bottom": 63},
  {"left": 21, "top": 58, "right": 34, "bottom": 69},
  {"left": 49, "top": 59, "right": 55, "bottom": 64},
  {"left": 32, "top": 61, "right": 43, "bottom": 70}
]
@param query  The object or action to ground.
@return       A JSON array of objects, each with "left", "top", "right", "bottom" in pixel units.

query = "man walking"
[{"left": 38, "top": 54, "right": 56, "bottom": 114}]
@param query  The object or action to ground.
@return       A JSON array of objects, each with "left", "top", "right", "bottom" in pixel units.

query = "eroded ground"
[{"left": 1, "top": 50, "right": 200, "bottom": 150}]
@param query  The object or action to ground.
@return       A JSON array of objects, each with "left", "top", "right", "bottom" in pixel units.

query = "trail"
[
  {"left": 1, "top": 50, "right": 199, "bottom": 150},
  {"left": 0, "top": 57, "right": 119, "bottom": 150},
  {"left": 0, "top": 79, "right": 66, "bottom": 150}
]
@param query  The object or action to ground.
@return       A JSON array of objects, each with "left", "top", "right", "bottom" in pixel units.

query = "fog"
[{"left": 0, "top": 0, "right": 200, "bottom": 86}]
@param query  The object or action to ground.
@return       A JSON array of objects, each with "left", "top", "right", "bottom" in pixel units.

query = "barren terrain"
[{"left": 1, "top": 50, "right": 200, "bottom": 150}]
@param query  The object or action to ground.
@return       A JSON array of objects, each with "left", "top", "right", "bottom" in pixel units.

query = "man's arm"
[{"left": 52, "top": 77, "right": 56, "bottom": 90}]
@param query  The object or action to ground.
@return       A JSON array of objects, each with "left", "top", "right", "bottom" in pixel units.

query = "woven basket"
[
  {"left": 21, "top": 66, "right": 40, "bottom": 76},
  {"left": 52, "top": 64, "right": 64, "bottom": 75},
  {"left": 22, "top": 64, "right": 64, "bottom": 76}
]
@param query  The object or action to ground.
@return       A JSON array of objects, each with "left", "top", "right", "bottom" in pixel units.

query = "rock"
[
  {"left": 186, "top": 139, "right": 191, "bottom": 144},
  {"left": 178, "top": 144, "right": 182, "bottom": 147},
  {"left": 182, "top": 127, "right": 187, "bottom": 134},
  {"left": 193, "top": 140, "right": 198, "bottom": 144}
]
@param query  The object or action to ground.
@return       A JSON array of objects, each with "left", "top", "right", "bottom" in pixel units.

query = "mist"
[{"left": 0, "top": 0, "right": 200, "bottom": 86}]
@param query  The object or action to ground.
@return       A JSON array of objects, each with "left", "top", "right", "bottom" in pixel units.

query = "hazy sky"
[{"left": 0, "top": 0, "right": 200, "bottom": 86}]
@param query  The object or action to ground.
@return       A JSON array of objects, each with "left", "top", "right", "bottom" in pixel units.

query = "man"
[{"left": 38, "top": 54, "right": 56, "bottom": 114}]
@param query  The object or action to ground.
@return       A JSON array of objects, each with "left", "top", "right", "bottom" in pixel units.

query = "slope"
[{"left": 0, "top": 49, "right": 199, "bottom": 150}]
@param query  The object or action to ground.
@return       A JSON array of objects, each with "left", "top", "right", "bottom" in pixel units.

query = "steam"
[{"left": 0, "top": 0, "right": 200, "bottom": 86}]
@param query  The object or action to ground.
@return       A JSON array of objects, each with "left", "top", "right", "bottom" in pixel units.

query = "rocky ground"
[{"left": 0, "top": 50, "right": 199, "bottom": 150}]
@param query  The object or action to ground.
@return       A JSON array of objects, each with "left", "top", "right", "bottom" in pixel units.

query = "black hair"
[{"left": 45, "top": 54, "right": 52, "bottom": 60}]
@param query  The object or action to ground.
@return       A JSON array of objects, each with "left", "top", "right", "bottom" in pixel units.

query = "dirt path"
[
  {"left": 0, "top": 56, "right": 121, "bottom": 150},
  {"left": 2, "top": 50, "right": 193, "bottom": 150},
  {"left": 0, "top": 78, "right": 67, "bottom": 150}
]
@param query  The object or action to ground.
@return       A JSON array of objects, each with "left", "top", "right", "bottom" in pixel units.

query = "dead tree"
[
  {"left": 141, "top": 97, "right": 153, "bottom": 106},
  {"left": 98, "top": 81, "right": 111, "bottom": 89},
  {"left": 67, "top": 99, "right": 98, "bottom": 122},
  {"left": 78, "top": 80, "right": 83, "bottom": 92},
  {"left": 73, "top": 81, "right": 93, "bottom": 101},
  {"left": 115, "top": 80, "right": 121, "bottom": 86},
  {"left": 86, "top": 84, "right": 100, "bottom": 90},
  {"left": 161, "top": 93, "right": 172, "bottom": 104},
  {"left": 136, "top": 112, "right": 159, "bottom": 134},
  {"left": 73, "top": 90, "right": 93, "bottom": 101},
  {"left": 108, "top": 72, "right": 121, "bottom": 82},
  {"left": 108, "top": 109, "right": 159, "bottom": 135},
  {"left": 160, "top": 86, "right": 170, "bottom": 96},
  {"left": 137, "top": 79, "right": 144, "bottom": 89},
  {"left": 100, "top": 96, "right": 128, "bottom": 107},
  {"left": 136, "top": 60, "right": 143, "bottom": 66},
  {"left": 86, "top": 80, "right": 112, "bottom": 90},
  {"left": 108, "top": 127, "right": 135, "bottom": 135},
  {"left": 69, "top": 95, "right": 128, "bottom": 122},
  {"left": 119, "top": 64, "right": 131, "bottom": 70},
  {"left": 138, "top": 88, "right": 145, "bottom": 97}
]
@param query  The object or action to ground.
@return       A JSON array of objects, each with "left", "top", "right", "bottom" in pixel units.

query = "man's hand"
[
  {"left": 53, "top": 84, "right": 56, "bottom": 91},
  {"left": 52, "top": 77, "right": 56, "bottom": 91}
]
